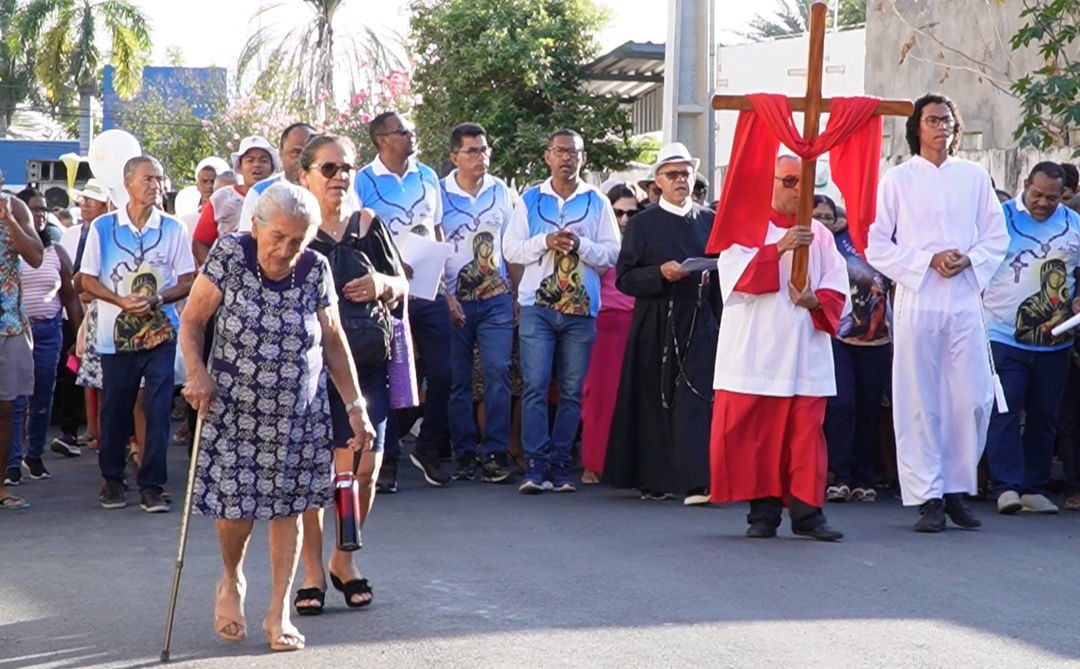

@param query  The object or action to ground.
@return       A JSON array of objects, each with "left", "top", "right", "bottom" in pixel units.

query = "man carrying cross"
[{"left": 709, "top": 154, "right": 849, "bottom": 541}]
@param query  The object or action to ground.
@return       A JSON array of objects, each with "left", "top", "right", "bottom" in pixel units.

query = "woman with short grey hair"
[{"left": 180, "top": 181, "right": 376, "bottom": 653}]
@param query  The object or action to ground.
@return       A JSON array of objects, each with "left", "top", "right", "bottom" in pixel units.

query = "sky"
[{"left": 131, "top": 0, "right": 765, "bottom": 69}]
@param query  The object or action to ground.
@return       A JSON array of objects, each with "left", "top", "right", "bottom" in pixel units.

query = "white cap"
[
  {"left": 651, "top": 142, "right": 700, "bottom": 174},
  {"left": 195, "top": 156, "right": 230, "bottom": 176},
  {"left": 69, "top": 178, "right": 111, "bottom": 203},
  {"left": 230, "top": 136, "right": 281, "bottom": 172}
]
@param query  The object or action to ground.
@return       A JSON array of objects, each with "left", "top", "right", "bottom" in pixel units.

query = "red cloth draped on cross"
[{"left": 706, "top": 93, "right": 883, "bottom": 257}]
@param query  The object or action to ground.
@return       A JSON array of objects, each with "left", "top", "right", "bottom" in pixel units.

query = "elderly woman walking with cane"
[{"left": 180, "top": 182, "right": 375, "bottom": 653}]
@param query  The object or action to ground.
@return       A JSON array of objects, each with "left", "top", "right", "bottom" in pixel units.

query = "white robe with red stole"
[{"left": 710, "top": 211, "right": 851, "bottom": 506}]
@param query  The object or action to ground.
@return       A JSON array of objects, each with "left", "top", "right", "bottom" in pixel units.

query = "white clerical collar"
[
  {"left": 370, "top": 155, "right": 419, "bottom": 178},
  {"left": 539, "top": 177, "right": 590, "bottom": 204},
  {"left": 912, "top": 155, "right": 955, "bottom": 170},
  {"left": 117, "top": 204, "right": 162, "bottom": 231},
  {"left": 659, "top": 197, "right": 693, "bottom": 217},
  {"left": 444, "top": 170, "right": 495, "bottom": 200}
]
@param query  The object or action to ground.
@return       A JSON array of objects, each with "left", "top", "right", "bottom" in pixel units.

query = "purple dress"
[{"left": 191, "top": 235, "right": 337, "bottom": 520}]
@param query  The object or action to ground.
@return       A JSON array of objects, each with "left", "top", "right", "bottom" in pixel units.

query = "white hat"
[
  {"left": 230, "top": 136, "right": 281, "bottom": 172},
  {"left": 195, "top": 156, "right": 230, "bottom": 176},
  {"left": 651, "top": 142, "right": 700, "bottom": 174},
  {"left": 69, "top": 178, "right": 111, "bottom": 203}
]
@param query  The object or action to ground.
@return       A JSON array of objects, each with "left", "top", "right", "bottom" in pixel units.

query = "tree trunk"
[{"left": 78, "top": 87, "right": 95, "bottom": 154}]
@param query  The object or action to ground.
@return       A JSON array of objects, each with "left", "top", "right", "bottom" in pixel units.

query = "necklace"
[{"left": 255, "top": 257, "right": 295, "bottom": 290}]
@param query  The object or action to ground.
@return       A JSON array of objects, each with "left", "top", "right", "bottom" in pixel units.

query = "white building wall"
[{"left": 713, "top": 28, "right": 867, "bottom": 188}]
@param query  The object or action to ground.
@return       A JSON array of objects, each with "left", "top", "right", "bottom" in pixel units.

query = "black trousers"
[
  {"left": 53, "top": 320, "right": 83, "bottom": 436},
  {"left": 748, "top": 496, "right": 825, "bottom": 530}
]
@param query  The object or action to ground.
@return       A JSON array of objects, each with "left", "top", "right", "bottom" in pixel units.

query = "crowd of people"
[{"left": 2, "top": 92, "right": 1080, "bottom": 651}]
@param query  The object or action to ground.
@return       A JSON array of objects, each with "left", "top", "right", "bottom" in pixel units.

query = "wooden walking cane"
[{"left": 160, "top": 409, "right": 206, "bottom": 663}]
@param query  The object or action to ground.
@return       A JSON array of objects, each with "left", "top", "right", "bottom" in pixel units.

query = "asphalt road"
[{"left": 3, "top": 436, "right": 1080, "bottom": 669}]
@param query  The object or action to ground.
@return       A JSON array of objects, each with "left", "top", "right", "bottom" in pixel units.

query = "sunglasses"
[
  {"left": 614, "top": 208, "right": 637, "bottom": 219},
  {"left": 311, "top": 162, "right": 352, "bottom": 179},
  {"left": 30, "top": 205, "right": 49, "bottom": 213},
  {"left": 775, "top": 176, "right": 799, "bottom": 189},
  {"left": 378, "top": 126, "right": 414, "bottom": 137},
  {"left": 658, "top": 169, "right": 692, "bottom": 181}
]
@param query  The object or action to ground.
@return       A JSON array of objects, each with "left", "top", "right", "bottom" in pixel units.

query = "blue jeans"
[
  {"left": 985, "top": 342, "right": 1071, "bottom": 496},
  {"left": 10, "top": 315, "right": 64, "bottom": 465},
  {"left": 99, "top": 341, "right": 176, "bottom": 493},
  {"left": 449, "top": 294, "right": 515, "bottom": 459},
  {"left": 385, "top": 296, "right": 452, "bottom": 461},
  {"left": 823, "top": 340, "right": 891, "bottom": 489},
  {"left": 518, "top": 306, "right": 596, "bottom": 467}
]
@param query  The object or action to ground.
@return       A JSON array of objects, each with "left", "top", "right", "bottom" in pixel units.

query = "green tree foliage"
[
  {"left": 0, "top": 0, "right": 37, "bottom": 137},
  {"left": 741, "top": 0, "right": 866, "bottom": 41},
  {"left": 408, "top": 0, "right": 638, "bottom": 187},
  {"left": 1008, "top": 0, "right": 1080, "bottom": 152},
  {"left": 113, "top": 72, "right": 225, "bottom": 186}
]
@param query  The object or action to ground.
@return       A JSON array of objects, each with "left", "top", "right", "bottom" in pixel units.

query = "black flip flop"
[
  {"left": 293, "top": 587, "right": 325, "bottom": 616},
  {"left": 329, "top": 572, "right": 373, "bottom": 609}
]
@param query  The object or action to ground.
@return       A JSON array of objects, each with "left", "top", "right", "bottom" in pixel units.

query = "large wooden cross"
[{"left": 712, "top": 2, "right": 914, "bottom": 286}]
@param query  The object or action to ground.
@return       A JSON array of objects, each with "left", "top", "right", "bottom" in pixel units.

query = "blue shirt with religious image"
[
  {"left": 354, "top": 157, "right": 442, "bottom": 239},
  {"left": 831, "top": 229, "right": 892, "bottom": 346},
  {"left": 78, "top": 208, "right": 196, "bottom": 354},
  {"left": 439, "top": 172, "right": 515, "bottom": 301},
  {"left": 983, "top": 198, "right": 1080, "bottom": 351}
]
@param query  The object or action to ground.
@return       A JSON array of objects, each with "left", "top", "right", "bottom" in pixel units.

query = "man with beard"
[{"left": 982, "top": 161, "right": 1080, "bottom": 516}]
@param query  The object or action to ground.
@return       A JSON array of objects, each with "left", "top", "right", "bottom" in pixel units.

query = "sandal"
[
  {"left": 214, "top": 581, "right": 247, "bottom": 641},
  {"left": 581, "top": 470, "right": 600, "bottom": 485},
  {"left": 329, "top": 572, "right": 374, "bottom": 608},
  {"left": 263, "top": 624, "right": 305, "bottom": 652},
  {"left": 0, "top": 495, "right": 29, "bottom": 510},
  {"left": 293, "top": 587, "right": 326, "bottom": 616},
  {"left": 1065, "top": 494, "right": 1080, "bottom": 511}
]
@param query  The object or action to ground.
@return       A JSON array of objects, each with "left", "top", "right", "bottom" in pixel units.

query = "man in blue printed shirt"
[
  {"left": 983, "top": 162, "right": 1080, "bottom": 516},
  {"left": 503, "top": 129, "right": 621, "bottom": 494},
  {"left": 355, "top": 111, "right": 451, "bottom": 490},
  {"left": 76, "top": 157, "right": 196, "bottom": 513},
  {"left": 237, "top": 122, "right": 317, "bottom": 234},
  {"left": 441, "top": 123, "right": 519, "bottom": 484}
]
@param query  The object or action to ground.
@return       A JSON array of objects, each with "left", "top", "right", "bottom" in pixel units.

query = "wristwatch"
[{"left": 345, "top": 398, "right": 365, "bottom": 414}]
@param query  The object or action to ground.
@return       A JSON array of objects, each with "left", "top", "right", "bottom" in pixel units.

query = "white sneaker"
[
  {"left": 1021, "top": 493, "right": 1059, "bottom": 514},
  {"left": 684, "top": 490, "right": 711, "bottom": 506},
  {"left": 826, "top": 485, "right": 850, "bottom": 502},
  {"left": 997, "top": 490, "right": 1022, "bottom": 515}
]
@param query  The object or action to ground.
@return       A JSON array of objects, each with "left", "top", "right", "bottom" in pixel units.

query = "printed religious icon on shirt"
[
  {"left": 113, "top": 270, "right": 175, "bottom": 352},
  {"left": 535, "top": 251, "right": 590, "bottom": 316},
  {"left": 1015, "top": 258, "right": 1071, "bottom": 347},
  {"left": 456, "top": 230, "right": 507, "bottom": 301}
]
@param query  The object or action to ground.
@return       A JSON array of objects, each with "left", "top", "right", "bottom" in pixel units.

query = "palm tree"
[
  {"left": 19, "top": 0, "right": 151, "bottom": 152},
  {"left": 739, "top": 0, "right": 866, "bottom": 42},
  {"left": 0, "top": 0, "right": 37, "bottom": 138},
  {"left": 237, "top": 0, "right": 402, "bottom": 119}
]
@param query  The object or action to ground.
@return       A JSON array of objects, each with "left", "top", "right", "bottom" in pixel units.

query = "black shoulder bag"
[{"left": 309, "top": 212, "right": 392, "bottom": 367}]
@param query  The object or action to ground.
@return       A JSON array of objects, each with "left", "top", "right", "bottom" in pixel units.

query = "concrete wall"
[
  {"left": 864, "top": 0, "right": 1057, "bottom": 154},
  {"left": 880, "top": 147, "right": 1078, "bottom": 198}
]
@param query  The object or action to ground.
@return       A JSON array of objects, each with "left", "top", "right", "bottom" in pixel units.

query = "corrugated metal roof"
[
  {"left": 0, "top": 139, "right": 81, "bottom": 187},
  {"left": 583, "top": 41, "right": 665, "bottom": 101}
]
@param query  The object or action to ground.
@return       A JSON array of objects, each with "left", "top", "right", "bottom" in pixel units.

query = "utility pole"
[{"left": 661, "top": 0, "right": 716, "bottom": 181}]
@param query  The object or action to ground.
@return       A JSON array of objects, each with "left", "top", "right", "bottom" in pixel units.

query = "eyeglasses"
[
  {"left": 311, "top": 162, "right": 352, "bottom": 179},
  {"left": 658, "top": 169, "right": 692, "bottom": 181},
  {"left": 815, "top": 214, "right": 836, "bottom": 222},
  {"left": 378, "top": 126, "right": 414, "bottom": 137},
  {"left": 775, "top": 176, "right": 799, "bottom": 189},
  {"left": 922, "top": 116, "right": 956, "bottom": 130},
  {"left": 454, "top": 146, "right": 491, "bottom": 158},
  {"left": 614, "top": 208, "right": 637, "bottom": 219},
  {"left": 547, "top": 147, "right": 581, "bottom": 159}
]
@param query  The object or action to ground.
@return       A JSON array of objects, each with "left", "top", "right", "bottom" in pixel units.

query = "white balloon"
[
  {"left": 174, "top": 186, "right": 201, "bottom": 217},
  {"left": 89, "top": 130, "right": 142, "bottom": 189},
  {"left": 110, "top": 185, "right": 130, "bottom": 209}
]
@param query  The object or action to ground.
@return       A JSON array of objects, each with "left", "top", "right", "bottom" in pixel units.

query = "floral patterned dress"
[{"left": 191, "top": 235, "right": 337, "bottom": 521}]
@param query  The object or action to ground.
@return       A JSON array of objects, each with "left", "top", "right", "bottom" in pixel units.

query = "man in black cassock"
[{"left": 604, "top": 143, "right": 720, "bottom": 504}]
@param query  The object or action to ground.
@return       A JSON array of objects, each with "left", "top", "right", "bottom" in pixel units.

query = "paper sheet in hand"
[
  {"left": 679, "top": 257, "right": 717, "bottom": 273},
  {"left": 396, "top": 233, "right": 452, "bottom": 301}
]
